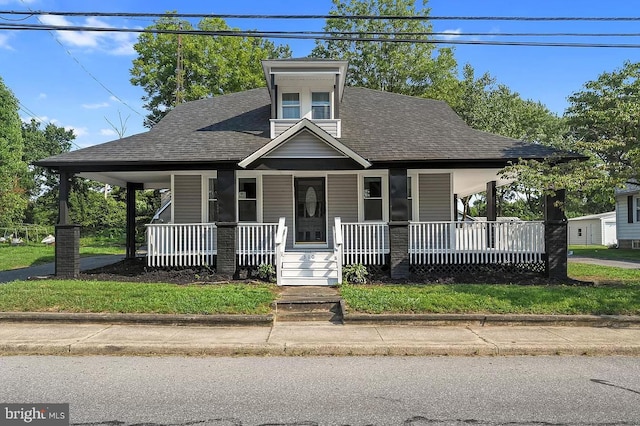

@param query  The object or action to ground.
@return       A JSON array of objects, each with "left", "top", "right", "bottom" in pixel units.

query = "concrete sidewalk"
[
  {"left": 1, "top": 321, "right": 639, "bottom": 357},
  {"left": 0, "top": 255, "right": 124, "bottom": 283}
]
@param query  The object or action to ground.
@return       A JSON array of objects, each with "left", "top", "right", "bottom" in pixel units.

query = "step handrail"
[
  {"left": 275, "top": 217, "right": 287, "bottom": 286},
  {"left": 333, "top": 217, "right": 343, "bottom": 284}
]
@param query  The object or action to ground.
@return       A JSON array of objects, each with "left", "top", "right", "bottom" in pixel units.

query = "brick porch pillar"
[
  {"left": 216, "top": 169, "right": 237, "bottom": 277},
  {"left": 389, "top": 168, "right": 409, "bottom": 279},
  {"left": 545, "top": 189, "right": 568, "bottom": 280},
  {"left": 55, "top": 171, "right": 80, "bottom": 278}
]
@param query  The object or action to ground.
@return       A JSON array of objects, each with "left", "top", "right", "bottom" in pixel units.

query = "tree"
[
  {"left": 565, "top": 61, "right": 640, "bottom": 184},
  {"left": 130, "top": 15, "right": 291, "bottom": 126},
  {"left": 0, "top": 77, "right": 28, "bottom": 227},
  {"left": 311, "top": 0, "right": 459, "bottom": 102}
]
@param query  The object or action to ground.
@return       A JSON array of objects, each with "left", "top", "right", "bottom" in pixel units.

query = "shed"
[{"left": 568, "top": 212, "right": 617, "bottom": 246}]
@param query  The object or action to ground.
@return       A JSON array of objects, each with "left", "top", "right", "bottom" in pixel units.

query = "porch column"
[
  {"left": 126, "top": 182, "right": 143, "bottom": 259},
  {"left": 453, "top": 193, "right": 458, "bottom": 222},
  {"left": 486, "top": 180, "right": 497, "bottom": 248},
  {"left": 389, "top": 168, "right": 409, "bottom": 279},
  {"left": 545, "top": 189, "right": 568, "bottom": 280},
  {"left": 216, "top": 169, "right": 237, "bottom": 277},
  {"left": 55, "top": 170, "right": 80, "bottom": 278}
]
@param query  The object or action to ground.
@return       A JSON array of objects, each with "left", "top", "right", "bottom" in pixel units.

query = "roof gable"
[{"left": 239, "top": 118, "right": 371, "bottom": 169}]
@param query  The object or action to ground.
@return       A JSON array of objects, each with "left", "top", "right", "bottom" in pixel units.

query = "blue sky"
[{"left": 1, "top": 0, "right": 639, "bottom": 149}]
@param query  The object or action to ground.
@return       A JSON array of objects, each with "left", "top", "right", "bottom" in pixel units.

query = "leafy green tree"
[
  {"left": 565, "top": 61, "right": 640, "bottom": 184},
  {"left": 131, "top": 15, "right": 291, "bottom": 126},
  {"left": 0, "top": 77, "right": 28, "bottom": 226},
  {"left": 311, "top": 0, "right": 459, "bottom": 102}
]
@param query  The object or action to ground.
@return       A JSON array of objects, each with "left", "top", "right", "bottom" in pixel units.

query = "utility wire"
[
  {"left": 15, "top": 1, "right": 155, "bottom": 127},
  {"left": 18, "top": 101, "right": 84, "bottom": 150},
  {"left": 1, "top": 10, "right": 640, "bottom": 21},
  {"left": 4, "top": 21, "right": 640, "bottom": 38},
  {"left": 2, "top": 22, "right": 640, "bottom": 48}
]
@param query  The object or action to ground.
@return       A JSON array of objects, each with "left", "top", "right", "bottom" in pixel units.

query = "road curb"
[
  {"left": 344, "top": 313, "right": 640, "bottom": 327},
  {"left": 0, "top": 312, "right": 273, "bottom": 327}
]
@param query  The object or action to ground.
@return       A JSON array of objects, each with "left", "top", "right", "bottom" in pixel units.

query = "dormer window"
[
  {"left": 312, "top": 92, "right": 331, "bottom": 119},
  {"left": 282, "top": 93, "right": 300, "bottom": 119}
]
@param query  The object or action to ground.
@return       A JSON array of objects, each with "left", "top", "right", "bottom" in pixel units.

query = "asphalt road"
[{"left": 1, "top": 356, "right": 639, "bottom": 425}]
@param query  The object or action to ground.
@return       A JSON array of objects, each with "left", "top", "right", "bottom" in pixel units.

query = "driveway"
[
  {"left": 567, "top": 255, "right": 640, "bottom": 269},
  {"left": 0, "top": 255, "right": 125, "bottom": 283}
]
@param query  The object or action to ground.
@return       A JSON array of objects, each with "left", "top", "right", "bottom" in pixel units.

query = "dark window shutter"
[{"left": 628, "top": 196, "right": 634, "bottom": 223}]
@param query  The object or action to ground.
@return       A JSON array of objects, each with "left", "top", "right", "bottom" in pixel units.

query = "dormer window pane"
[
  {"left": 312, "top": 92, "right": 331, "bottom": 119},
  {"left": 282, "top": 93, "right": 300, "bottom": 119}
]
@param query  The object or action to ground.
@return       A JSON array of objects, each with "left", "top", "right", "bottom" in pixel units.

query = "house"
[
  {"left": 567, "top": 212, "right": 616, "bottom": 247},
  {"left": 37, "top": 58, "right": 578, "bottom": 284},
  {"left": 615, "top": 183, "right": 640, "bottom": 249}
]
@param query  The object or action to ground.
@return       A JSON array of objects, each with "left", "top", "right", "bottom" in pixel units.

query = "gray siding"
[
  {"left": 616, "top": 195, "right": 640, "bottom": 241},
  {"left": 418, "top": 173, "right": 452, "bottom": 221},
  {"left": 328, "top": 174, "right": 358, "bottom": 246},
  {"left": 266, "top": 130, "right": 344, "bottom": 158},
  {"left": 263, "top": 175, "right": 294, "bottom": 246},
  {"left": 173, "top": 175, "right": 202, "bottom": 223}
]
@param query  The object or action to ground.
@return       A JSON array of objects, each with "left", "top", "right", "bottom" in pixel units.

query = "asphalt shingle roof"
[{"left": 37, "top": 86, "right": 568, "bottom": 169}]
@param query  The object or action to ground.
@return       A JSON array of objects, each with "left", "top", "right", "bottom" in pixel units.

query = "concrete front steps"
[
  {"left": 274, "top": 286, "right": 344, "bottom": 323},
  {"left": 279, "top": 251, "right": 339, "bottom": 286}
]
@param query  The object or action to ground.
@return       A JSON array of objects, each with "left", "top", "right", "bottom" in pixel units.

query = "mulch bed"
[{"left": 80, "top": 258, "right": 587, "bottom": 286}]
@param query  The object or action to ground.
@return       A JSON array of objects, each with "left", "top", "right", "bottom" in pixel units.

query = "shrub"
[
  {"left": 257, "top": 263, "right": 276, "bottom": 283},
  {"left": 343, "top": 263, "right": 368, "bottom": 284}
]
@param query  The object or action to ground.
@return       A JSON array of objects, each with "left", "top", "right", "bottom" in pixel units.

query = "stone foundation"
[{"left": 55, "top": 224, "right": 80, "bottom": 278}]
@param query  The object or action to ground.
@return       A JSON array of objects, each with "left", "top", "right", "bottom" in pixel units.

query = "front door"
[{"left": 294, "top": 177, "right": 326, "bottom": 245}]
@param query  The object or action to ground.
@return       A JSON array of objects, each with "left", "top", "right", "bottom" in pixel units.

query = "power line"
[
  {"left": 18, "top": 101, "right": 84, "bottom": 150},
  {"left": 14, "top": 1, "right": 155, "bottom": 127},
  {"left": 1, "top": 10, "right": 640, "bottom": 21},
  {"left": 2, "top": 22, "right": 640, "bottom": 48}
]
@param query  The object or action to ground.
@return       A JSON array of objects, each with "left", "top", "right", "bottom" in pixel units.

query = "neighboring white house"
[
  {"left": 615, "top": 183, "right": 640, "bottom": 249},
  {"left": 568, "top": 212, "right": 617, "bottom": 246}
]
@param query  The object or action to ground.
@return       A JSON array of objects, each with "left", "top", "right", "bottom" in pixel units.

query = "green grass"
[
  {"left": 569, "top": 245, "right": 640, "bottom": 262},
  {"left": 0, "top": 240, "right": 124, "bottom": 271},
  {"left": 341, "top": 263, "right": 640, "bottom": 315},
  {"left": 0, "top": 280, "right": 276, "bottom": 315}
]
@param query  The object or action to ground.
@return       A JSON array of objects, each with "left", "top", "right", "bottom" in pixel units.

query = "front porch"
[{"left": 145, "top": 218, "right": 547, "bottom": 285}]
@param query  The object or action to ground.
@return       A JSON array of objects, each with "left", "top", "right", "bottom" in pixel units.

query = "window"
[
  {"left": 363, "top": 177, "right": 383, "bottom": 221},
  {"left": 407, "top": 176, "right": 413, "bottom": 221},
  {"left": 636, "top": 198, "right": 640, "bottom": 222},
  {"left": 312, "top": 92, "right": 331, "bottom": 119},
  {"left": 282, "top": 93, "right": 300, "bottom": 119},
  {"left": 208, "top": 178, "right": 218, "bottom": 222},
  {"left": 238, "top": 178, "right": 257, "bottom": 222},
  {"left": 577, "top": 228, "right": 582, "bottom": 237}
]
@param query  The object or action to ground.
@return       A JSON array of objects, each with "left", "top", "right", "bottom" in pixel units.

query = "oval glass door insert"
[{"left": 305, "top": 186, "right": 317, "bottom": 217}]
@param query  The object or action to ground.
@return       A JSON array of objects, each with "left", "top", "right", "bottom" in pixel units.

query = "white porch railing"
[
  {"left": 237, "top": 222, "right": 278, "bottom": 266},
  {"left": 409, "top": 221, "right": 545, "bottom": 264},
  {"left": 341, "top": 221, "right": 389, "bottom": 265},
  {"left": 146, "top": 223, "right": 217, "bottom": 267},
  {"left": 275, "top": 217, "right": 288, "bottom": 285}
]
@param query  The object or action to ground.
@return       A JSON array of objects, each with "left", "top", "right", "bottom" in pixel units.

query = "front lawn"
[
  {"left": 341, "top": 263, "right": 640, "bottom": 315},
  {"left": 0, "top": 281, "right": 276, "bottom": 315},
  {"left": 0, "top": 241, "right": 124, "bottom": 271}
]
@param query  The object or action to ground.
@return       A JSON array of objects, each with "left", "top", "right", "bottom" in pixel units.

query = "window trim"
[
  {"left": 282, "top": 92, "right": 301, "bottom": 119},
  {"left": 358, "top": 172, "right": 388, "bottom": 222},
  {"left": 311, "top": 91, "right": 331, "bottom": 119},
  {"left": 236, "top": 174, "right": 262, "bottom": 223}
]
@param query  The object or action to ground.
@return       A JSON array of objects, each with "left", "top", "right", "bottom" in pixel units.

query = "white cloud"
[
  {"left": 109, "top": 96, "right": 120, "bottom": 102},
  {"left": 0, "top": 33, "right": 13, "bottom": 50},
  {"left": 37, "top": 15, "right": 138, "bottom": 55},
  {"left": 38, "top": 93, "right": 47, "bottom": 100},
  {"left": 100, "top": 129, "right": 117, "bottom": 136},
  {"left": 0, "top": 0, "right": 36, "bottom": 3},
  {"left": 40, "top": 15, "right": 101, "bottom": 47},
  {"left": 82, "top": 102, "right": 110, "bottom": 109},
  {"left": 441, "top": 28, "right": 462, "bottom": 40},
  {"left": 65, "top": 125, "right": 88, "bottom": 138}
]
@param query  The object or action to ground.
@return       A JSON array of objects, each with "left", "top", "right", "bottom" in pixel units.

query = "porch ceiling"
[
  {"left": 452, "top": 169, "right": 513, "bottom": 198},
  {"left": 78, "top": 171, "right": 171, "bottom": 189}
]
